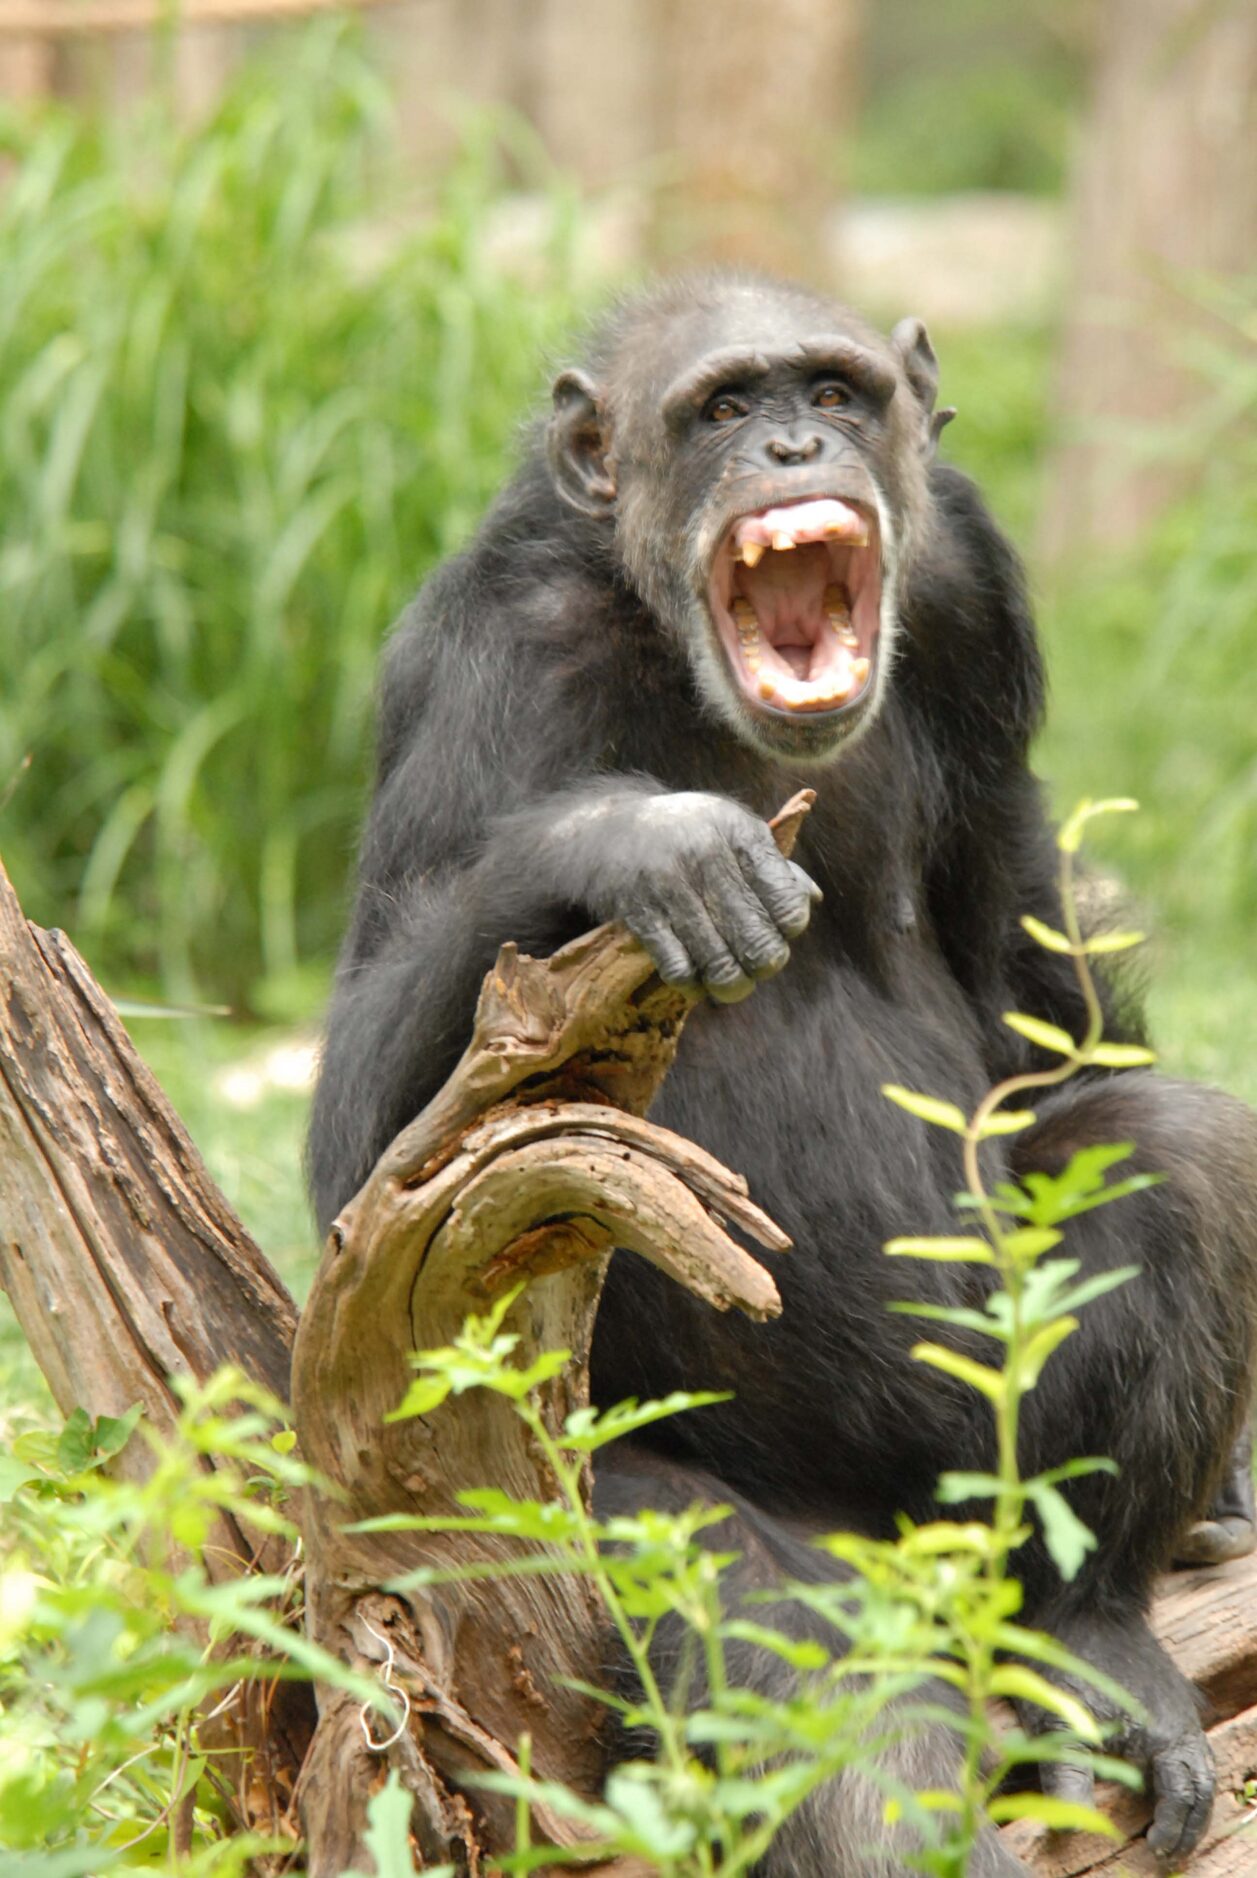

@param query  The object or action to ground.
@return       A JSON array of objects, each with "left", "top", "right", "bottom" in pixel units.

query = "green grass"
[{"left": 0, "top": 21, "right": 594, "bottom": 1014}]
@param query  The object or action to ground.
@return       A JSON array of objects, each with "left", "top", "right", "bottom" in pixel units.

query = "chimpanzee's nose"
[{"left": 765, "top": 431, "right": 823, "bottom": 465}]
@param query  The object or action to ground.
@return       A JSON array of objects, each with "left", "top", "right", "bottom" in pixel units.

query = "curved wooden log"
[{"left": 291, "top": 793, "right": 814, "bottom": 1874}]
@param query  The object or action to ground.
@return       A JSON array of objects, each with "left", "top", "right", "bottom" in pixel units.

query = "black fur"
[{"left": 309, "top": 275, "right": 1257, "bottom": 1874}]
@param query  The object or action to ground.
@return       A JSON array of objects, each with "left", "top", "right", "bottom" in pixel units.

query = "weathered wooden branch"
[{"left": 290, "top": 794, "right": 812, "bottom": 1872}]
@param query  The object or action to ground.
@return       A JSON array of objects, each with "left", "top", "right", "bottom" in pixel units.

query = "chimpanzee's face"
[{"left": 550, "top": 282, "right": 941, "bottom": 764}]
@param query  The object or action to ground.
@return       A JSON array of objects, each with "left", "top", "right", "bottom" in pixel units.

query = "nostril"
[{"left": 767, "top": 434, "right": 823, "bottom": 464}]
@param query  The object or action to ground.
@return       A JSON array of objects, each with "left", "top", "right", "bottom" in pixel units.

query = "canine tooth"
[
  {"left": 758, "top": 677, "right": 776, "bottom": 701},
  {"left": 771, "top": 531, "right": 795, "bottom": 553},
  {"left": 824, "top": 517, "right": 870, "bottom": 545},
  {"left": 742, "top": 540, "right": 765, "bottom": 568},
  {"left": 852, "top": 656, "right": 871, "bottom": 684},
  {"left": 746, "top": 651, "right": 761, "bottom": 672}
]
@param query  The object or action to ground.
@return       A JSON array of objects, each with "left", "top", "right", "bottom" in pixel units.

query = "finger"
[
  {"left": 624, "top": 906, "right": 698, "bottom": 989},
  {"left": 735, "top": 840, "right": 819, "bottom": 941},
  {"left": 1147, "top": 1741, "right": 1214, "bottom": 1860},
  {"left": 1039, "top": 1755, "right": 1095, "bottom": 1813},
  {"left": 700, "top": 860, "right": 791, "bottom": 980},
  {"left": 667, "top": 887, "right": 756, "bottom": 1004}
]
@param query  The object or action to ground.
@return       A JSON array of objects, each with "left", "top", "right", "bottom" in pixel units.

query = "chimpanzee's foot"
[
  {"left": 1019, "top": 1610, "right": 1215, "bottom": 1863},
  {"left": 1175, "top": 1422, "right": 1256, "bottom": 1566}
]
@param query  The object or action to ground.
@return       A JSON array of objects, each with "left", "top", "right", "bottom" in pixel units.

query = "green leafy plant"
[{"left": 0, "top": 1368, "right": 380, "bottom": 1874}]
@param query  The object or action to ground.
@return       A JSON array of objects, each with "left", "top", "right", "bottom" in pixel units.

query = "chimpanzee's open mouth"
[{"left": 706, "top": 498, "right": 882, "bottom": 717}]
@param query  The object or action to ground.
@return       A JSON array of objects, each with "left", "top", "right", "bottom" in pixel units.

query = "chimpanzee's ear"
[
  {"left": 549, "top": 368, "right": 617, "bottom": 516},
  {"left": 891, "top": 316, "right": 956, "bottom": 458}
]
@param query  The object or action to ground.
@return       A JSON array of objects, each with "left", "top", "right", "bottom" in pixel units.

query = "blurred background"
[{"left": 0, "top": 0, "right": 1253, "bottom": 1312}]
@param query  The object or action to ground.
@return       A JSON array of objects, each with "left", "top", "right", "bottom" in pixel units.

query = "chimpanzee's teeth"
[
  {"left": 733, "top": 597, "right": 761, "bottom": 670},
  {"left": 852, "top": 656, "right": 871, "bottom": 684},
  {"left": 741, "top": 540, "right": 765, "bottom": 568},
  {"left": 823, "top": 583, "right": 859, "bottom": 648},
  {"left": 771, "top": 532, "right": 795, "bottom": 553}
]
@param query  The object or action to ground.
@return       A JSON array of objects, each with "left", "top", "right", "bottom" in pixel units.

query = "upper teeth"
[{"left": 734, "top": 500, "right": 870, "bottom": 562}]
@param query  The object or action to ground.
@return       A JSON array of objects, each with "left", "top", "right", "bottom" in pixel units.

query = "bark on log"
[{"left": 0, "top": 853, "right": 309, "bottom": 1836}]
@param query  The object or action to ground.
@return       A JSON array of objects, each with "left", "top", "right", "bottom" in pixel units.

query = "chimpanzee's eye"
[
  {"left": 705, "top": 393, "right": 744, "bottom": 425},
  {"left": 813, "top": 382, "right": 849, "bottom": 410}
]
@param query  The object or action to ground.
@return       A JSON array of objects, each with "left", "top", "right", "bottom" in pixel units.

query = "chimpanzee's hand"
[
  {"left": 1016, "top": 1615, "right": 1214, "bottom": 1863},
  {"left": 576, "top": 791, "right": 821, "bottom": 1003}
]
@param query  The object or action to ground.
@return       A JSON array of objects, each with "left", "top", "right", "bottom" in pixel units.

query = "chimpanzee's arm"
[{"left": 308, "top": 601, "right": 817, "bottom": 1234}]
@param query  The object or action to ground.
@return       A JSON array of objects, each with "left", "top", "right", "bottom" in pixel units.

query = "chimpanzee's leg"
[{"left": 1005, "top": 1073, "right": 1257, "bottom": 1858}]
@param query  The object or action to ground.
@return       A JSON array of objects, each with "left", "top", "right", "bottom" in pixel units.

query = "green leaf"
[
  {"left": 1088, "top": 1041, "right": 1156, "bottom": 1066},
  {"left": 604, "top": 1768, "right": 696, "bottom": 1857},
  {"left": 1056, "top": 1174, "right": 1163, "bottom": 1221},
  {"left": 56, "top": 1407, "right": 95, "bottom": 1473},
  {"left": 352, "top": 1769, "right": 440, "bottom": 1878},
  {"left": 1058, "top": 796, "right": 1138, "bottom": 853},
  {"left": 1002, "top": 1012, "right": 1076, "bottom": 1055},
  {"left": 911, "top": 1343, "right": 1005, "bottom": 1404},
  {"left": 721, "top": 1620, "right": 830, "bottom": 1671},
  {"left": 1020, "top": 914, "right": 1074, "bottom": 954},
  {"left": 0, "top": 1455, "right": 41, "bottom": 1502},
  {"left": 1035, "top": 1455, "right": 1120, "bottom": 1487},
  {"left": 999, "top": 1227, "right": 1064, "bottom": 1262},
  {"left": 991, "top": 1624, "right": 1141, "bottom": 1716},
  {"left": 1017, "top": 1317, "right": 1078, "bottom": 1390},
  {"left": 272, "top": 1428, "right": 298, "bottom": 1454},
  {"left": 987, "top": 1793, "right": 1119, "bottom": 1837},
  {"left": 881, "top": 1085, "right": 967, "bottom": 1132},
  {"left": 891, "top": 1301, "right": 1008, "bottom": 1338},
  {"left": 92, "top": 1403, "right": 143, "bottom": 1463},
  {"left": 1028, "top": 1481, "right": 1098, "bottom": 1582},
  {"left": 455, "top": 1489, "right": 585, "bottom": 1542},
  {"left": 935, "top": 1470, "right": 1005, "bottom": 1502},
  {"left": 561, "top": 1391, "right": 730, "bottom": 1452},
  {"left": 978, "top": 1108, "right": 1037, "bottom": 1137},
  {"left": 883, "top": 1235, "right": 994, "bottom": 1263},
  {"left": 387, "top": 1374, "right": 452, "bottom": 1420},
  {"left": 988, "top": 1666, "right": 1101, "bottom": 1741},
  {"left": 1082, "top": 930, "right": 1146, "bottom": 956},
  {"left": 1046, "top": 1265, "right": 1140, "bottom": 1316}
]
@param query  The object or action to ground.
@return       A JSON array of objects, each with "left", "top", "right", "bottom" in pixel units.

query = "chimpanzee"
[{"left": 308, "top": 273, "right": 1257, "bottom": 1873}]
